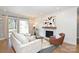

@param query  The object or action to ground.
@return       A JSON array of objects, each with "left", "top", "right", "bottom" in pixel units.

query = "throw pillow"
[
  {"left": 55, "top": 34, "right": 61, "bottom": 39},
  {"left": 26, "top": 35, "right": 36, "bottom": 42},
  {"left": 15, "top": 33, "right": 29, "bottom": 44}
]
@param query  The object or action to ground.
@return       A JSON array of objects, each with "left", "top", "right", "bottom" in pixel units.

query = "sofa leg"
[
  {"left": 37, "top": 51, "right": 40, "bottom": 53},
  {"left": 12, "top": 46, "right": 16, "bottom": 53}
]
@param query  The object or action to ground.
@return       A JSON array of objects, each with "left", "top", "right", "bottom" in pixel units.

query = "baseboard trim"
[
  {"left": 12, "top": 46, "right": 16, "bottom": 53},
  {"left": 0, "top": 37, "right": 6, "bottom": 40},
  {"left": 63, "top": 42, "right": 76, "bottom": 46}
]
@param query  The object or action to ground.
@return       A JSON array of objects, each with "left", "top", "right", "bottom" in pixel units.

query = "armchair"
[{"left": 49, "top": 33, "right": 65, "bottom": 46}]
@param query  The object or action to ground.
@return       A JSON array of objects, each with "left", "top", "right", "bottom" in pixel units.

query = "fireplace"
[{"left": 45, "top": 31, "right": 53, "bottom": 37}]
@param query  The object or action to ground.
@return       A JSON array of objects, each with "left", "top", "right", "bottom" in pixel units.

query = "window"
[
  {"left": 8, "top": 18, "right": 17, "bottom": 29},
  {"left": 19, "top": 19, "right": 29, "bottom": 34},
  {"left": 0, "top": 17, "right": 4, "bottom": 38},
  {"left": 8, "top": 17, "right": 17, "bottom": 38}
]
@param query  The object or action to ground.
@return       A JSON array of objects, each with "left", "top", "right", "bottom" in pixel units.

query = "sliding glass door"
[
  {"left": 8, "top": 17, "right": 29, "bottom": 36},
  {"left": 8, "top": 17, "right": 17, "bottom": 38},
  {"left": 19, "top": 19, "right": 29, "bottom": 34},
  {"left": 8, "top": 17, "right": 18, "bottom": 47},
  {"left": 8, "top": 17, "right": 29, "bottom": 47}
]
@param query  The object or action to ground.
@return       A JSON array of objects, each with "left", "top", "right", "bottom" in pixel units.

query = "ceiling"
[{"left": 0, "top": 6, "right": 76, "bottom": 18}]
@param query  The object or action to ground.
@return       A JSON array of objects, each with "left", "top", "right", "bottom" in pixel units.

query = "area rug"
[{"left": 37, "top": 46, "right": 59, "bottom": 53}]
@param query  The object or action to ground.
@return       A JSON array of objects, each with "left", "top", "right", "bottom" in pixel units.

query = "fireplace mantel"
[{"left": 42, "top": 26, "right": 56, "bottom": 29}]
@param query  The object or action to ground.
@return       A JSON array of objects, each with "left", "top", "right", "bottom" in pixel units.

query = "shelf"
[{"left": 42, "top": 26, "right": 57, "bottom": 29}]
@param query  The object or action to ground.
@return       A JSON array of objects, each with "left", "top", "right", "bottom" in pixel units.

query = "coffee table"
[{"left": 36, "top": 36, "right": 51, "bottom": 48}]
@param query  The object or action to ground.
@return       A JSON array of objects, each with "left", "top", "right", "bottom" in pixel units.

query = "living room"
[{"left": 0, "top": 6, "right": 78, "bottom": 53}]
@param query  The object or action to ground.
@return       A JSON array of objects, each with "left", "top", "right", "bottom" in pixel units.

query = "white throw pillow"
[
  {"left": 25, "top": 33, "right": 31, "bottom": 36},
  {"left": 55, "top": 34, "right": 61, "bottom": 39},
  {"left": 26, "top": 35, "right": 36, "bottom": 42},
  {"left": 30, "top": 35, "right": 36, "bottom": 41}
]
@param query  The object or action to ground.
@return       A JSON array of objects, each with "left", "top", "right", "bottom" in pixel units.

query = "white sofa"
[{"left": 11, "top": 32, "right": 42, "bottom": 53}]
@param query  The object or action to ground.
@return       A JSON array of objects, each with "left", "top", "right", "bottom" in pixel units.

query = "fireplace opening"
[{"left": 45, "top": 31, "right": 53, "bottom": 37}]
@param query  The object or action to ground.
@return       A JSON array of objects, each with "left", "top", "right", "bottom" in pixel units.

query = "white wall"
[
  {"left": 77, "top": 16, "right": 79, "bottom": 38},
  {"left": 0, "top": 16, "right": 8, "bottom": 40},
  {"left": 36, "top": 7, "right": 77, "bottom": 45},
  {"left": 77, "top": 7, "right": 79, "bottom": 39},
  {"left": 77, "top": 7, "right": 79, "bottom": 43},
  {"left": 0, "top": 16, "right": 4, "bottom": 40}
]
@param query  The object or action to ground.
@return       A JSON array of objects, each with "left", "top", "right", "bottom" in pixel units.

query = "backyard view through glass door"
[
  {"left": 8, "top": 17, "right": 17, "bottom": 38},
  {"left": 19, "top": 19, "right": 29, "bottom": 34},
  {"left": 8, "top": 17, "right": 29, "bottom": 47}
]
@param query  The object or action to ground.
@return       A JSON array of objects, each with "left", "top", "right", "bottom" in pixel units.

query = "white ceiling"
[{"left": 0, "top": 6, "right": 76, "bottom": 18}]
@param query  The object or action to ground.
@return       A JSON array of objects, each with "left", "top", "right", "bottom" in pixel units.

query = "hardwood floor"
[
  {"left": 53, "top": 43, "right": 77, "bottom": 53},
  {"left": 0, "top": 39, "right": 78, "bottom": 53},
  {"left": 0, "top": 39, "right": 14, "bottom": 53}
]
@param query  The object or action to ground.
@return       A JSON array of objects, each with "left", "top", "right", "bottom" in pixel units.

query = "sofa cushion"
[
  {"left": 29, "top": 35, "right": 36, "bottom": 41},
  {"left": 13, "top": 32, "right": 29, "bottom": 44},
  {"left": 26, "top": 35, "right": 36, "bottom": 42},
  {"left": 21, "top": 33, "right": 31, "bottom": 37},
  {"left": 12, "top": 32, "right": 36, "bottom": 44}
]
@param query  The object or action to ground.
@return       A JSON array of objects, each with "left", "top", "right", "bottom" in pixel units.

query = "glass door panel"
[{"left": 19, "top": 20, "right": 29, "bottom": 34}]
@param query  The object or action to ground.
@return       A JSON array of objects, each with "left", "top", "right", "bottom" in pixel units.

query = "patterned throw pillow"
[{"left": 55, "top": 34, "right": 61, "bottom": 39}]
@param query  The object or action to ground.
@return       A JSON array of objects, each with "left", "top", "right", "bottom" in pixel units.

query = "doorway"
[{"left": 8, "top": 17, "right": 29, "bottom": 47}]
